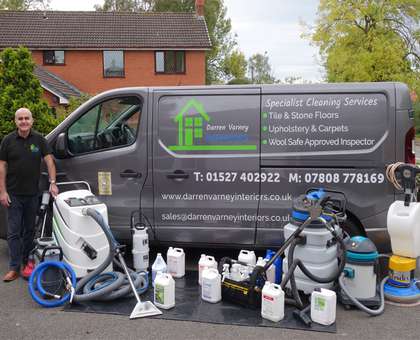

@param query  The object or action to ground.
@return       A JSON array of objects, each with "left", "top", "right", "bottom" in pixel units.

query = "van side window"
[{"left": 67, "top": 96, "right": 142, "bottom": 155}]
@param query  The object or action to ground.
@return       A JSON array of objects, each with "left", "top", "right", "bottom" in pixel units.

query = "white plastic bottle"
[
  {"left": 310, "top": 288, "right": 336, "bottom": 326},
  {"left": 132, "top": 227, "right": 149, "bottom": 272},
  {"left": 154, "top": 272, "right": 175, "bottom": 309},
  {"left": 261, "top": 282, "right": 285, "bottom": 322},
  {"left": 201, "top": 268, "right": 222, "bottom": 303},
  {"left": 256, "top": 257, "right": 276, "bottom": 283},
  {"left": 151, "top": 253, "right": 167, "bottom": 287},
  {"left": 238, "top": 250, "right": 256, "bottom": 266},
  {"left": 167, "top": 247, "right": 185, "bottom": 278},
  {"left": 198, "top": 254, "right": 217, "bottom": 285}
]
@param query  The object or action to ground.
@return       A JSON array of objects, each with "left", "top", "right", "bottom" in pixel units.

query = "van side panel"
[
  {"left": 152, "top": 88, "right": 261, "bottom": 245},
  {"left": 257, "top": 83, "right": 398, "bottom": 247}
]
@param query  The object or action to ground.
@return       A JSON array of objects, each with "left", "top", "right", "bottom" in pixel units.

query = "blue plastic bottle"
[{"left": 265, "top": 250, "right": 283, "bottom": 284}]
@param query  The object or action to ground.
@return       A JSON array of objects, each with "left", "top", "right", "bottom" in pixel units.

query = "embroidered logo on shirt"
[{"left": 30, "top": 144, "right": 39, "bottom": 153}]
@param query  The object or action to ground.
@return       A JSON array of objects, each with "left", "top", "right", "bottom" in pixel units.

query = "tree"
[
  {"left": 248, "top": 52, "right": 276, "bottom": 84},
  {"left": 223, "top": 49, "right": 248, "bottom": 83},
  {"left": 94, "top": 0, "right": 151, "bottom": 12},
  {"left": 307, "top": 0, "right": 420, "bottom": 93},
  {"left": 0, "top": 0, "right": 50, "bottom": 10},
  {"left": 0, "top": 47, "right": 58, "bottom": 139}
]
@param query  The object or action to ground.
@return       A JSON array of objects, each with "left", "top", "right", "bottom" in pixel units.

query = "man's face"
[{"left": 15, "top": 109, "right": 33, "bottom": 134}]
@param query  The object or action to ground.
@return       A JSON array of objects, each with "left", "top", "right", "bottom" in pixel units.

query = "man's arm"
[
  {"left": 0, "top": 160, "right": 10, "bottom": 207},
  {"left": 44, "top": 155, "right": 59, "bottom": 197}
]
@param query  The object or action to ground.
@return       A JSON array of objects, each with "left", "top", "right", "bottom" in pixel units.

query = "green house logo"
[
  {"left": 174, "top": 99, "right": 210, "bottom": 147},
  {"left": 168, "top": 99, "right": 257, "bottom": 152}
]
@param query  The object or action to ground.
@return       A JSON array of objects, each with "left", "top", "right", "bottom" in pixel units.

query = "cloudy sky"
[{"left": 49, "top": 0, "right": 323, "bottom": 82}]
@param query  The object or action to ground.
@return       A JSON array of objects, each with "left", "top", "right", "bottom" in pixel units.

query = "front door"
[
  {"left": 153, "top": 88, "right": 261, "bottom": 245},
  {"left": 54, "top": 92, "right": 148, "bottom": 239}
]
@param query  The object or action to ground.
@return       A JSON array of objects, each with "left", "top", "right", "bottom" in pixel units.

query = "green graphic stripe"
[{"left": 168, "top": 145, "right": 257, "bottom": 151}]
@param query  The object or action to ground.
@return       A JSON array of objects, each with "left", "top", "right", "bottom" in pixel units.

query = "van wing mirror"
[{"left": 54, "top": 132, "right": 69, "bottom": 159}]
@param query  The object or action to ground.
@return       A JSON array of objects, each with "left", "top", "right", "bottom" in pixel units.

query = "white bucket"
[
  {"left": 311, "top": 288, "right": 336, "bottom": 326},
  {"left": 154, "top": 272, "right": 175, "bottom": 309},
  {"left": 238, "top": 250, "right": 256, "bottom": 266},
  {"left": 261, "top": 282, "right": 285, "bottom": 322},
  {"left": 201, "top": 268, "right": 221, "bottom": 303},
  {"left": 167, "top": 247, "right": 185, "bottom": 278},
  {"left": 198, "top": 255, "right": 217, "bottom": 285}
]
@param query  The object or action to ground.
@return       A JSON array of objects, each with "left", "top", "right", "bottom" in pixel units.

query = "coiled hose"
[{"left": 29, "top": 208, "right": 148, "bottom": 307}]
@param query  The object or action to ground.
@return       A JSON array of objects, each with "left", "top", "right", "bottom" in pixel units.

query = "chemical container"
[
  {"left": 152, "top": 253, "right": 167, "bottom": 287},
  {"left": 261, "top": 282, "right": 285, "bottom": 322},
  {"left": 311, "top": 288, "right": 337, "bottom": 326},
  {"left": 257, "top": 257, "right": 276, "bottom": 283},
  {"left": 154, "top": 272, "right": 175, "bottom": 309},
  {"left": 198, "top": 255, "right": 217, "bottom": 285},
  {"left": 201, "top": 268, "right": 221, "bottom": 303},
  {"left": 388, "top": 255, "right": 416, "bottom": 287},
  {"left": 132, "top": 227, "right": 149, "bottom": 272},
  {"left": 238, "top": 250, "right": 256, "bottom": 266},
  {"left": 387, "top": 201, "right": 420, "bottom": 258},
  {"left": 265, "top": 249, "right": 282, "bottom": 284},
  {"left": 167, "top": 247, "right": 185, "bottom": 278}
]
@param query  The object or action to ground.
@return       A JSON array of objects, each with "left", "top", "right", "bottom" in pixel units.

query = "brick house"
[{"left": 0, "top": 1, "right": 211, "bottom": 108}]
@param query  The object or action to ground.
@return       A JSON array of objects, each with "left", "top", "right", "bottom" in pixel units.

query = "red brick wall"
[
  {"left": 32, "top": 50, "right": 206, "bottom": 95},
  {"left": 41, "top": 89, "right": 59, "bottom": 108}
]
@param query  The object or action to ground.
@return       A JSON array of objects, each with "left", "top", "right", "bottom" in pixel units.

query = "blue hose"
[{"left": 28, "top": 261, "right": 77, "bottom": 308}]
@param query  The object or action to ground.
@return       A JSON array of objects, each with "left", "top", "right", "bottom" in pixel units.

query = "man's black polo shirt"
[{"left": 0, "top": 130, "right": 52, "bottom": 196}]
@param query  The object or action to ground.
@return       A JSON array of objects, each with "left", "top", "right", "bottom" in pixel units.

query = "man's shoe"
[
  {"left": 3, "top": 270, "right": 19, "bottom": 282},
  {"left": 21, "top": 260, "right": 35, "bottom": 280}
]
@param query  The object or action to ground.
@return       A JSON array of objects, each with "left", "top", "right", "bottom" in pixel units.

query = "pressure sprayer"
[
  {"left": 131, "top": 211, "right": 149, "bottom": 272},
  {"left": 384, "top": 163, "right": 420, "bottom": 304}
]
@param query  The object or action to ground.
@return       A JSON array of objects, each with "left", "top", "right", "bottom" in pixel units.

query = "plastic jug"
[
  {"left": 311, "top": 288, "right": 336, "bottom": 326},
  {"left": 198, "top": 254, "right": 217, "bottom": 285},
  {"left": 265, "top": 249, "right": 282, "bottom": 284},
  {"left": 256, "top": 256, "right": 276, "bottom": 283},
  {"left": 261, "top": 281, "right": 285, "bottom": 322},
  {"left": 154, "top": 272, "right": 175, "bottom": 309},
  {"left": 201, "top": 268, "right": 221, "bottom": 303},
  {"left": 151, "top": 253, "right": 167, "bottom": 287},
  {"left": 167, "top": 247, "right": 185, "bottom": 278},
  {"left": 132, "top": 227, "right": 149, "bottom": 272},
  {"left": 238, "top": 250, "right": 256, "bottom": 266}
]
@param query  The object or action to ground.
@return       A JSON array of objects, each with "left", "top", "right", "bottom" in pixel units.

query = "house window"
[
  {"left": 103, "top": 51, "right": 124, "bottom": 77},
  {"left": 43, "top": 51, "right": 65, "bottom": 65},
  {"left": 155, "top": 51, "right": 185, "bottom": 74}
]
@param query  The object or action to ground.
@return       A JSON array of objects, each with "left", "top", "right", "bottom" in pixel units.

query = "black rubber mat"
[{"left": 65, "top": 271, "right": 336, "bottom": 333}]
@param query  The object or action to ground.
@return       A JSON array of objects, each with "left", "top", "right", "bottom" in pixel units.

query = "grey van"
[{"left": 0, "top": 83, "right": 415, "bottom": 252}]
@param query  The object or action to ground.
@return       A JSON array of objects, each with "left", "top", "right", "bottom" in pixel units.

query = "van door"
[
  {"left": 53, "top": 92, "right": 148, "bottom": 240},
  {"left": 153, "top": 88, "right": 260, "bottom": 244}
]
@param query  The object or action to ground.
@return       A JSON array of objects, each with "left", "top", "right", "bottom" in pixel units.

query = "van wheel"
[{"left": 341, "top": 218, "right": 365, "bottom": 238}]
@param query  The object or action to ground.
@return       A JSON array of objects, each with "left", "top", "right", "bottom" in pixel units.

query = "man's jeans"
[{"left": 7, "top": 194, "right": 39, "bottom": 271}]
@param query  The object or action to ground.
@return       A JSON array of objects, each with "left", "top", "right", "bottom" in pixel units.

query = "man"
[{"left": 0, "top": 108, "right": 59, "bottom": 282}]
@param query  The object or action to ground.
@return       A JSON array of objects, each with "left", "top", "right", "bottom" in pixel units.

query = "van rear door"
[{"left": 153, "top": 87, "right": 260, "bottom": 245}]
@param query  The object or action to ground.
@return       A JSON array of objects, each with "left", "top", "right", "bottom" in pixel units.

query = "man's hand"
[
  {"left": 0, "top": 191, "right": 10, "bottom": 207},
  {"left": 49, "top": 183, "right": 59, "bottom": 198}
]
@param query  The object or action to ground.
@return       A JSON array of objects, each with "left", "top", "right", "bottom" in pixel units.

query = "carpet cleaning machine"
[
  {"left": 29, "top": 182, "right": 161, "bottom": 318},
  {"left": 220, "top": 188, "right": 391, "bottom": 320}
]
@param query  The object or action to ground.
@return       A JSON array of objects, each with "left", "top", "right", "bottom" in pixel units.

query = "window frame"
[
  {"left": 65, "top": 95, "right": 143, "bottom": 156},
  {"left": 103, "top": 50, "right": 125, "bottom": 78},
  {"left": 43, "top": 50, "right": 65, "bottom": 65},
  {"left": 155, "top": 50, "right": 186, "bottom": 74}
]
